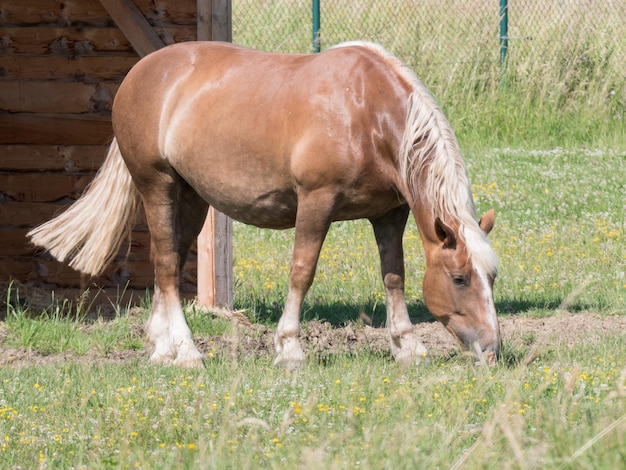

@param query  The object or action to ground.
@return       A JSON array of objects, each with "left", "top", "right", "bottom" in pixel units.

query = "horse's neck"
[{"left": 410, "top": 195, "right": 440, "bottom": 249}]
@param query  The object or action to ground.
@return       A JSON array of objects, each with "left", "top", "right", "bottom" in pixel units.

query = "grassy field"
[
  {"left": 1, "top": 148, "right": 624, "bottom": 468},
  {"left": 1, "top": 313, "right": 626, "bottom": 468},
  {"left": 2, "top": 2, "right": 626, "bottom": 468}
]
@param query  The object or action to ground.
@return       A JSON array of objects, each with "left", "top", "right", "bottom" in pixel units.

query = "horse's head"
[{"left": 421, "top": 209, "right": 500, "bottom": 364}]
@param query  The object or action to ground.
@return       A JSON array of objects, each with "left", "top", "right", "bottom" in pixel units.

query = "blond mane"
[{"left": 332, "top": 41, "right": 498, "bottom": 275}]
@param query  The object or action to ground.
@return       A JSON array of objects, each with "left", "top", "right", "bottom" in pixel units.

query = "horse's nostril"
[
  {"left": 485, "top": 348, "right": 498, "bottom": 365},
  {"left": 470, "top": 342, "right": 499, "bottom": 366}
]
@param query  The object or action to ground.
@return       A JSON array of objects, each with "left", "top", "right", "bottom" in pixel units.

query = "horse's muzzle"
[{"left": 470, "top": 341, "right": 500, "bottom": 366}]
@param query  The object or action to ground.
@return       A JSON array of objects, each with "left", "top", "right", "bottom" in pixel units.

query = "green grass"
[
  {"left": 1, "top": 335, "right": 626, "bottom": 468},
  {"left": 2, "top": 309, "right": 142, "bottom": 357}
]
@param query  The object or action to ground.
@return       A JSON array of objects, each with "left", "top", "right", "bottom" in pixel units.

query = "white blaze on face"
[
  {"left": 475, "top": 267, "right": 498, "bottom": 337},
  {"left": 461, "top": 224, "right": 499, "bottom": 340}
]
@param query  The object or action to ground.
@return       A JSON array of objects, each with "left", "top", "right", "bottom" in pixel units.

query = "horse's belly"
[
  {"left": 195, "top": 181, "right": 298, "bottom": 229},
  {"left": 172, "top": 151, "right": 402, "bottom": 229}
]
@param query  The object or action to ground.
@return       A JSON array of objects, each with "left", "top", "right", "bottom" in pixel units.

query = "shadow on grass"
[
  {"left": 238, "top": 294, "right": 606, "bottom": 330},
  {"left": 2, "top": 280, "right": 602, "bottom": 328},
  {"left": 236, "top": 298, "right": 435, "bottom": 328},
  {"left": 495, "top": 297, "right": 606, "bottom": 316}
]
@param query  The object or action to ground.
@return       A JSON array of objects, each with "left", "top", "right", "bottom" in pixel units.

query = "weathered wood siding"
[{"left": 0, "top": 0, "right": 199, "bottom": 301}]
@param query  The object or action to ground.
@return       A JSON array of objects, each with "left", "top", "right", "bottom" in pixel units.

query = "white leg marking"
[
  {"left": 385, "top": 277, "right": 428, "bottom": 365},
  {"left": 145, "top": 288, "right": 203, "bottom": 368},
  {"left": 273, "top": 292, "right": 305, "bottom": 369},
  {"left": 145, "top": 288, "right": 175, "bottom": 364},
  {"left": 169, "top": 304, "right": 203, "bottom": 368}
]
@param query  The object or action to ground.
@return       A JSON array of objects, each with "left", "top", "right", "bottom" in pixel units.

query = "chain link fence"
[{"left": 233, "top": 0, "right": 625, "bottom": 102}]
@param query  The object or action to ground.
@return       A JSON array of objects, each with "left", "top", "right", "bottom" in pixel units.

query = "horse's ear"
[
  {"left": 435, "top": 217, "right": 456, "bottom": 249},
  {"left": 479, "top": 209, "right": 495, "bottom": 235}
]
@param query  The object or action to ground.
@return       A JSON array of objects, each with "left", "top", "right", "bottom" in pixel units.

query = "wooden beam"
[
  {"left": 98, "top": 0, "right": 165, "bottom": 57},
  {"left": 0, "top": 113, "right": 113, "bottom": 146},
  {"left": 196, "top": 0, "right": 211, "bottom": 41},
  {"left": 197, "top": 0, "right": 233, "bottom": 309},
  {"left": 196, "top": 206, "right": 233, "bottom": 308},
  {"left": 0, "top": 145, "right": 106, "bottom": 172},
  {"left": 0, "top": 55, "right": 138, "bottom": 81},
  {"left": 0, "top": 81, "right": 118, "bottom": 114},
  {"left": 197, "top": 0, "right": 231, "bottom": 42}
]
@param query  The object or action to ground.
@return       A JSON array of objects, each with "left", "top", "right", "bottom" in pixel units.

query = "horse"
[{"left": 28, "top": 41, "right": 500, "bottom": 368}]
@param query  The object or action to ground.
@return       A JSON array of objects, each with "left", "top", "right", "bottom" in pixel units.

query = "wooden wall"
[{"left": 0, "top": 0, "right": 200, "bottom": 303}]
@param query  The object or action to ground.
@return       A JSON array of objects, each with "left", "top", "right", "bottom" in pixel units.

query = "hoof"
[
  {"left": 149, "top": 342, "right": 205, "bottom": 368},
  {"left": 395, "top": 348, "right": 430, "bottom": 366},
  {"left": 273, "top": 337, "right": 305, "bottom": 371},
  {"left": 173, "top": 355, "right": 205, "bottom": 369},
  {"left": 273, "top": 354, "right": 304, "bottom": 371},
  {"left": 173, "top": 343, "right": 205, "bottom": 369},
  {"left": 149, "top": 351, "right": 175, "bottom": 366},
  {"left": 391, "top": 334, "right": 429, "bottom": 366}
]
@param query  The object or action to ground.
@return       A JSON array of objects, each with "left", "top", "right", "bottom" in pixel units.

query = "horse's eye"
[{"left": 452, "top": 275, "right": 468, "bottom": 287}]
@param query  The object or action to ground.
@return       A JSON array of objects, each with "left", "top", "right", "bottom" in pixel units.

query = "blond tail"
[{"left": 28, "top": 138, "right": 140, "bottom": 277}]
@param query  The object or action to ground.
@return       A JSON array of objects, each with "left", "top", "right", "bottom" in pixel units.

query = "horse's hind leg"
[
  {"left": 370, "top": 205, "right": 428, "bottom": 365},
  {"left": 139, "top": 171, "right": 208, "bottom": 367}
]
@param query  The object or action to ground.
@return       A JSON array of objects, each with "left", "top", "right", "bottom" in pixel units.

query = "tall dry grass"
[{"left": 234, "top": 0, "right": 625, "bottom": 149}]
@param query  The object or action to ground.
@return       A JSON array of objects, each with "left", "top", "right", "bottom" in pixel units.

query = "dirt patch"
[
  {"left": 202, "top": 313, "right": 626, "bottom": 363},
  {"left": 1, "top": 312, "right": 625, "bottom": 368}
]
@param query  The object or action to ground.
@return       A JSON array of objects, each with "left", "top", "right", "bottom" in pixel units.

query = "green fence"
[
  {"left": 232, "top": 0, "right": 625, "bottom": 93},
  {"left": 234, "top": 2, "right": 624, "bottom": 60},
  {"left": 232, "top": 0, "right": 624, "bottom": 143}
]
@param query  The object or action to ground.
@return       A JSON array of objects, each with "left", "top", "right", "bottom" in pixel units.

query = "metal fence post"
[
  {"left": 312, "top": 0, "right": 320, "bottom": 52},
  {"left": 499, "top": 0, "right": 508, "bottom": 67}
]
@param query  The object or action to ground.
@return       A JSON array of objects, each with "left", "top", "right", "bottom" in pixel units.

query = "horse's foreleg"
[
  {"left": 141, "top": 174, "right": 207, "bottom": 368},
  {"left": 371, "top": 205, "right": 428, "bottom": 365},
  {"left": 274, "top": 191, "right": 334, "bottom": 369}
]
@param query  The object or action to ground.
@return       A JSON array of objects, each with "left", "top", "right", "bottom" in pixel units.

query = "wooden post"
[
  {"left": 99, "top": 0, "right": 166, "bottom": 56},
  {"left": 196, "top": 0, "right": 233, "bottom": 308},
  {"left": 197, "top": 208, "right": 233, "bottom": 308}
]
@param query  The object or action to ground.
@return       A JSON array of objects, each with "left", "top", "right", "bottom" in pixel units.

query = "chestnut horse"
[{"left": 29, "top": 41, "right": 500, "bottom": 368}]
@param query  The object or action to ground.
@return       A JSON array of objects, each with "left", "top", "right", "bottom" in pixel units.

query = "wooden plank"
[
  {"left": 196, "top": 208, "right": 215, "bottom": 306},
  {"left": 0, "top": 27, "right": 135, "bottom": 55},
  {"left": 0, "top": 26, "right": 195, "bottom": 55},
  {"left": 0, "top": 173, "right": 93, "bottom": 202},
  {"left": 0, "top": 228, "right": 150, "bottom": 256},
  {"left": 0, "top": 113, "right": 113, "bottom": 145},
  {"left": 210, "top": 0, "right": 232, "bottom": 43},
  {"left": 0, "top": 0, "right": 197, "bottom": 27},
  {"left": 0, "top": 256, "right": 157, "bottom": 288},
  {"left": 1, "top": 246, "right": 197, "bottom": 289},
  {"left": 196, "top": 0, "right": 211, "bottom": 41},
  {"left": 0, "top": 202, "right": 67, "bottom": 226},
  {"left": 0, "top": 81, "right": 118, "bottom": 114},
  {"left": 98, "top": 0, "right": 165, "bottom": 57},
  {"left": 0, "top": 145, "right": 107, "bottom": 171},
  {"left": 0, "top": 200, "right": 148, "bottom": 229},
  {"left": 136, "top": 0, "right": 198, "bottom": 27},
  {"left": 0, "top": 55, "right": 138, "bottom": 81},
  {"left": 0, "top": 0, "right": 112, "bottom": 27},
  {"left": 197, "top": 208, "right": 233, "bottom": 308}
]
